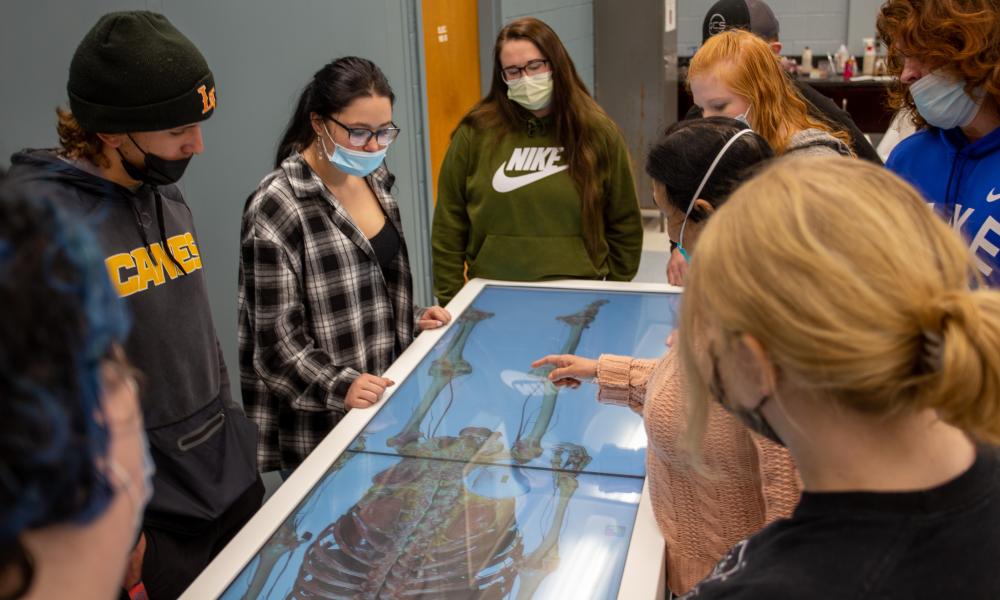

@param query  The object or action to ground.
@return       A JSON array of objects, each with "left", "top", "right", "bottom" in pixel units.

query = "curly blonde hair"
[
  {"left": 687, "top": 30, "right": 852, "bottom": 154},
  {"left": 56, "top": 107, "right": 110, "bottom": 168},
  {"left": 877, "top": 0, "right": 1000, "bottom": 129}
]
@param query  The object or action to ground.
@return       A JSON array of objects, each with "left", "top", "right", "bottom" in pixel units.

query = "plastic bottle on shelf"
[
  {"left": 862, "top": 37, "right": 876, "bottom": 76},
  {"left": 801, "top": 46, "right": 813, "bottom": 74},
  {"left": 835, "top": 44, "right": 850, "bottom": 74},
  {"left": 843, "top": 56, "right": 855, "bottom": 79}
]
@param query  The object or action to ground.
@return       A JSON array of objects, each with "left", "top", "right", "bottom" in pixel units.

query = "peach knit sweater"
[{"left": 597, "top": 348, "right": 801, "bottom": 595}]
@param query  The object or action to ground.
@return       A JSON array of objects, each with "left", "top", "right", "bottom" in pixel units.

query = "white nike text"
[{"left": 491, "top": 146, "right": 568, "bottom": 193}]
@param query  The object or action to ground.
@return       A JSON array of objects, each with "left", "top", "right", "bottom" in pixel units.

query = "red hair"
[
  {"left": 688, "top": 30, "right": 851, "bottom": 154},
  {"left": 877, "top": 0, "right": 1000, "bottom": 128}
]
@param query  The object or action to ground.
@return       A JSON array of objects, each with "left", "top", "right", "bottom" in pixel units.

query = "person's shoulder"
[
  {"left": 885, "top": 128, "right": 946, "bottom": 171},
  {"left": 443, "top": 121, "right": 487, "bottom": 159},
  {"left": 590, "top": 110, "right": 624, "bottom": 139},
  {"left": 892, "top": 127, "right": 941, "bottom": 153},
  {"left": 243, "top": 163, "right": 306, "bottom": 229},
  {"left": 683, "top": 580, "right": 800, "bottom": 600},
  {"left": 680, "top": 536, "right": 806, "bottom": 600},
  {"left": 451, "top": 120, "right": 487, "bottom": 145},
  {"left": 583, "top": 111, "right": 628, "bottom": 157},
  {"left": 794, "top": 80, "right": 846, "bottom": 117},
  {"left": 686, "top": 514, "right": 877, "bottom": 599},
  {"left": 452, "top": 120, "right": 476, "bottom": 137},
  {"left": 156, "top": 183, "right": 190, "bottom": 207},
  {"left": 785, "top": 128, "right": 851, "bottom": 156}
]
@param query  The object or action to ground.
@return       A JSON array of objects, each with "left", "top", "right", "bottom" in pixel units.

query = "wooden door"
[{"left": 422, "top": 0, "right": 482, "bottom": 202}]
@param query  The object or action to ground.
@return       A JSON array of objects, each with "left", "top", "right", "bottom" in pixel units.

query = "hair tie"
[{"left": 919, "top": 327, "right": 944, "bottom": 374}]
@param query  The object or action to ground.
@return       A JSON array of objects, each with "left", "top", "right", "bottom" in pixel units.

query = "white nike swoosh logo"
[
  {"left": 988, "top": 188, "right": 1000, "bottom": 203},
  {"left": 492, "top": 162, "right": 568, "bottom": 193}
]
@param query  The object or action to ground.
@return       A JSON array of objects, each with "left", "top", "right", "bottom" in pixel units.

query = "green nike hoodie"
[{"left": 431, "top": 114, "right": 642, "bottom": 304}]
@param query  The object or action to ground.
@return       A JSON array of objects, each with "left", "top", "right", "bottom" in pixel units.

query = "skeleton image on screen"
[
  {"left": 215, "top": 287, "right": 676, "bottom": 600},
  {"left": 278, "top": 303, "right": 598, "bottom": 597}
]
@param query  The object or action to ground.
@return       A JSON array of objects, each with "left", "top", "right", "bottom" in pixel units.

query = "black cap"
[
  {"left": 702, "top": 0, "right": 780, "bottom": 43},
  {"left": 68, "top": 11, "right": 216, "bottom": 133}
]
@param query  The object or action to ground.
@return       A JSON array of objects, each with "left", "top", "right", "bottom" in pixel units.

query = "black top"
[
  {"left": 369, "top": 218, "right": 401, "bottom": 273},
  {"left": 681, "top": 446, "right": 1000, "bottom": 599},
  {"left": 684, "top": 78, "right": 883, "bottom": 165}
]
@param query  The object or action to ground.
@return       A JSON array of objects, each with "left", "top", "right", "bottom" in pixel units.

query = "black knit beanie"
[{"left": 68, "top": 11, "right": 216, "bottom": 133}]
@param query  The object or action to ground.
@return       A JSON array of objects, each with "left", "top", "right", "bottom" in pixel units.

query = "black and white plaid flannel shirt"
[{"left": 238, "top": 153, "right": 415, "bottom": 471}]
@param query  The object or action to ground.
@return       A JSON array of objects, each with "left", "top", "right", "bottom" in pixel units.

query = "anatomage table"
[{"left": 183, "top": 280, "right": 679, "bottom": 600}]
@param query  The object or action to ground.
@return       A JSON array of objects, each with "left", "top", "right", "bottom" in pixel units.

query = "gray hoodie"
[
  {"left": 785, "top": 128, "right": 854, "bottom": 157},
  {"left": 7, "top": 149, "right": 258, "bottom": 533}
]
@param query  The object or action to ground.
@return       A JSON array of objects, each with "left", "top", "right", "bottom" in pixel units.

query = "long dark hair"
[
  {"left": 275, "top": 56, "right": 395, "bottom": 168},
  {"left": 461, "top": 17, "right": 622, "bottom": 261},
  {"left": 645, "top": 117, "right": 774, "bottom": 222}
]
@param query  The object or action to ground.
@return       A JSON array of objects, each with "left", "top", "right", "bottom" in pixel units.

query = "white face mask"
[
  {"left": 108, "top": 435, "right": 154, "bottom": 538},
  {"left": 506, "top": 71, "right": 554, "bottom": 111},
  {"left": 677, "top": 128, "right": 755, "bottom": 260},
  {"left": 910, "top": 70, "right": 984, "bottom": 129},
  {"left": 735, "top": 106, "right": 752, "bottom": 128}
]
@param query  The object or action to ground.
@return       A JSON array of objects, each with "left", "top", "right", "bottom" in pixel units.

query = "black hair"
[
  {"left": 645, "top": 116, "right": 774, "bottom": 222},
  {"left": 274, "top": 56, "right": 395, "bottom": 168},
  {"left": 0, "top": 180, "right": 129, "bottom": 595}
]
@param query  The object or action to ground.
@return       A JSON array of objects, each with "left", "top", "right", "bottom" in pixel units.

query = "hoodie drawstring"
[
  {"left": 154, "top": 190, "right": 188, "bottom": 275},
  {"left": 129, "top": 189, "right": 187, "bottom": 276}
]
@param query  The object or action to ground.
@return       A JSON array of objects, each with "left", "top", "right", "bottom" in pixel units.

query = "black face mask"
[
  {"left": 117, "top": 134, "right": 191, "bottom": 187},
  {"left": 709, "top": 351, "right": 785, "bottom": 447}
]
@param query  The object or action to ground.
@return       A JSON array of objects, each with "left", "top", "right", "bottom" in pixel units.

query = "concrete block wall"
[{"left": 500, "top": 0, "right": 595, "bottom": 93}]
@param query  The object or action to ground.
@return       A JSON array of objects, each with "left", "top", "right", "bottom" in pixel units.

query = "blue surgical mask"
[
  {"left": 910, "top": 70, "right": 984, "bottom": 129},
  {"left": 320, "top": 124, "right": 386, "bottom": 177},
  {"left": 677, "top": 127, "right": 755, "bottom": 259}
]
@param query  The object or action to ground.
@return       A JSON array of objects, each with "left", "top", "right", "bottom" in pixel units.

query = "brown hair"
[
  {"left": 687, "top": 30, "right": 852, "bottom": 154},
  {"left": 877, "top": 0, "right": 1000, "bottom": 128},
  {"left": 679, "top": 155, "right": 1000, "bottom": 455},
  {"left": 56, "top": 107, "right": 110, "bottom": 168},
  {"left": 460, "top": 17, "right": 627, "bottom": 260}
]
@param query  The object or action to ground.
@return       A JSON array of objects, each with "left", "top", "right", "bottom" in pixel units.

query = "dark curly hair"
[
  {"left": 645, "top": 117, "right": 774, "bottom": 223},
  {"left": 0, "top": 180, "right": 130, "bottom": 596},
  {"left": 877, "top": 0, "right": 1000, "bottom": 128}
]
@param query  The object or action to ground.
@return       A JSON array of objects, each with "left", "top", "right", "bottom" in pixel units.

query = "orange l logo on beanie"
[{"left": 197, "top": 85, "right": 216, "bottom": 114}]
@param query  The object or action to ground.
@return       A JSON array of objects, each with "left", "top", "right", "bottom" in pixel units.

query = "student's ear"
[
  {"left": 96, "top": 132, "right": 126, "bottom": 148},
  {"left": 692, "top": 198, "right": 716, "bottom": 221},
  {"left": 769, "top": 41, "right": 783, "bottom": 55},
  {"left": 739, "top": 333, "right": 778, "bottom": 399},
  {"left": 310, "top": 113, "right": 325, "bottom": 137}
]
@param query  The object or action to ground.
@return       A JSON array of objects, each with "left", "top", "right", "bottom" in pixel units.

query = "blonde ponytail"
[
  {"left": 919, "top": 291, "right": 1000, "bottom": 443},
  {"left": 679, "top": 155, "right": 1000, "bottom": 453}
]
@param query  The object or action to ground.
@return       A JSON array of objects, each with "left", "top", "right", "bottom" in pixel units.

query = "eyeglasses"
[
  {"left": 328, "top": 116, "right": 401, "bottom": 147},
  {"left": 501, "top": 59, "right": 550, "bottom": 82}
]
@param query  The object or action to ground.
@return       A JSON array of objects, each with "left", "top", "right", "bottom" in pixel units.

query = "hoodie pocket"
[
  {"left": 145, "top": 395, "right": 258, "bottom": 524},
  {"left": 470, "top": 234, "right": 601, "bottom": 281}
]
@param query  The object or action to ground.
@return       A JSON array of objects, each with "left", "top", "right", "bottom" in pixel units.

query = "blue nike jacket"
[{"left": 887, "top": 125, "right": 1000, "bottom": 286}]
